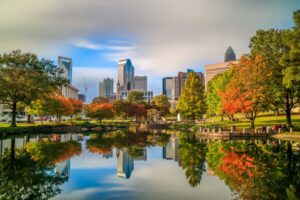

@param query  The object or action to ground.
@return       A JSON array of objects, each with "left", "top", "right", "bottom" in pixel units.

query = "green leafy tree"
[
  {"left": 0, "top": 50, "right": 66, "bottom": 127},
  {"left": 249, "top": 10, "right": 300, "bottom": 126},
  {"left": 151, "top": 95, "right": 171, "bottom": 118},
  {"left": 177, "top": 72, "right": 206, "bottom": 123},
  {"left": 127, "top": 90, "right": 145, "bottom": 104}
]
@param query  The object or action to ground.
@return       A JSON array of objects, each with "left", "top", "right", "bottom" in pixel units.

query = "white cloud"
[
  {"left": 0, "top": 0, "right": 299, "bottom": 100},
  {"left": 69, "top": 38, "right": 102, "bottom": 50}
]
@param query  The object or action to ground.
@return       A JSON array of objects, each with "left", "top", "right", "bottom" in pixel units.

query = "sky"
[{"left": 0, "top": 0, "right": 299, "bottom": 102}]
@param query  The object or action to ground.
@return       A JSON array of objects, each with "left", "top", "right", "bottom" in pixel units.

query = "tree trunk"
[
  {"left": 10, "top": 101, "right": 17, "bottom": 127},
  {"left": 27, "top": 114, "right": 31, "bottom": 123},
  {"left": 285, "top": 89, "right": 293, "bottom": 126},
  {"left": 285, "top": 108, "right": 292, "bottom": 127},
  {"left": 250, "top": 119, "right": 255, "bottom": 129}
]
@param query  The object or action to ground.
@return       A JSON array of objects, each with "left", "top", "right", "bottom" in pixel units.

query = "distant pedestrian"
[{"left": 273, "top": 124, "right": 279, "bottom": 132}]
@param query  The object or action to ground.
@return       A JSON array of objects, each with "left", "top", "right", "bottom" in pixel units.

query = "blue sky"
[{"left": 1, "top": 0, "right": 299, "bottom": 102}]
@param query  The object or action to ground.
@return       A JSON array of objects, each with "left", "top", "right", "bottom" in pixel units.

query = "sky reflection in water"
[{"left": 0, "top": 131, "right": 299, "bottom": 200}]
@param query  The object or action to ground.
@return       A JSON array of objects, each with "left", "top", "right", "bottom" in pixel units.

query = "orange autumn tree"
[
  {"left": 220, "top": 56, "right": 274, "bottom": 128},
  {"left": 52, "top": 96, "right": 74, "bottom": 122},
  {"left": 68, "top": 98, "right": 83, "bottom": 122},
  {"left": 86, "top": 103, "right": 115, "bottom": 124}
]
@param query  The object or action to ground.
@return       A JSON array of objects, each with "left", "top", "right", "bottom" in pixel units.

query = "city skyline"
[{"left": 1, "top": 0, "right": 299, "bottom": 102}]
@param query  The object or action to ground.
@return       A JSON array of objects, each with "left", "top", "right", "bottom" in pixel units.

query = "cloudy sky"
[{"left": 1, "top": 0, "right": 299, "bottom": 102}]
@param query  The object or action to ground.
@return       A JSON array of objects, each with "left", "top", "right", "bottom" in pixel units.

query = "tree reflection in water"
[
  {"left": 178, "top": 133, "right": 207, "bottom": 187},
  {"left": 0, "top": 137, "right": 82, "bottom": 200},
  {"left": 206, "top": 139, "right": 300, "bottom": 200}
]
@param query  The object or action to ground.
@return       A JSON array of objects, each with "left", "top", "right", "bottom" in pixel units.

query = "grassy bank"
[
  {"left": 0, "top": 120, "right": 130, "bottom": 136},
  {"left": 204, "top": 113, "right": 300, "bottom": 130}
]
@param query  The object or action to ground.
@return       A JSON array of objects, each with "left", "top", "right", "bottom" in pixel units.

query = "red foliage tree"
[{"left": 219, "top": 56, "right": 274, "bottom": 128}]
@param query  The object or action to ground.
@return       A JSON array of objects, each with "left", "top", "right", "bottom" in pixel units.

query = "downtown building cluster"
[
  {"left": 99, "top": 59, "right": 153, "bottom": 102},
  {"left": 162, "top": 46, "right": 237, "bottom": 107}
]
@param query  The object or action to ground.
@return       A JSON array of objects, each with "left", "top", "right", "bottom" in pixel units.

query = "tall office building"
[
  {"left": 205, "top": 47, "right": 238, "bottom": 89},
  {"left": 58, "top": 56, "right": 78, "bottom": 99},
  {"left": 116, "top": 148, "right": 134, "bottom": 179},
  {"left": 162, "top": 136, "right": 179, "bottom": 162},
  {"left": 58, "top": 56, "right": 72, "bottom": 84},
  {"left": 118, "top": 59, "right": 134, "bottom": 91},
  {"left": 99, "top": 78, "right": 114, "bottom": 97},
  {"left": 133, "top": 76, "right": 147, "bottom": 91},
  {"left": 224, "top": 46, "right": 236, "bottom": 62},
  {"left": 162, "top": 77, "right": 179, "bottom": 100}
]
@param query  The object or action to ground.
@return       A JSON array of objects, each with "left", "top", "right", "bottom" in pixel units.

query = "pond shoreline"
[
  {"left": 272, "top": 133, "right": 300, "bottom": 142},
  {"left": 0, "top": 123, "right": 129, "bottom": 137}
]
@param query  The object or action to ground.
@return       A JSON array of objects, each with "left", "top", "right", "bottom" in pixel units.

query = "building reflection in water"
[
  {"left": 116, "top": 148, "right": 134, "bottom": 179},
  {"left": 163, "top": 135, "right": 179, "bottom": 162},
  {"left": 55, "top": 160, "right": 71, "bottom": 178}
]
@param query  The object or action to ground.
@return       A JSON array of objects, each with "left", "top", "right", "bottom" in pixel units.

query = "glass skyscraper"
[
  {"left": 118, "top": 59, "right": 134, "bottom": 91},
  {"left": 58, "top": 56, "right": 72, "bottom": 84}
]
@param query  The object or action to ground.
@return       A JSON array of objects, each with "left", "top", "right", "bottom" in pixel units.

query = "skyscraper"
[
  {"left": 224, "top": 46, "right": 236, "bottom": 62},
  {"left": 162, "top": 77, "right": 178, "bottom": 100},
  {"left": 118, "top": 59, "right": 134, "bottom": 91},
  {"left": 133, "top": 76, "right": 147, "bottom": 91},
  {"left": 58, "top": 56, "right": 72, "bottom": 84},
  {"left": 99, "top": 78, "right": 114, "bottom": 97}
]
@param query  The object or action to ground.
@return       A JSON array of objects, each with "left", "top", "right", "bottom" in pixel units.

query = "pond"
[{"left": 0, "top": 131, "right": 299, "bottom": 200}]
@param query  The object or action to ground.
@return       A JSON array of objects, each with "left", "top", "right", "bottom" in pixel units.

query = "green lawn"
[{"left": 204, "top": 113, "right": 300, "bottom": 131}]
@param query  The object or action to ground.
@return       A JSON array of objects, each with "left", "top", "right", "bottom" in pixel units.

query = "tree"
[
  {"left": 92, "top": 96, "right": 109, "bottom": 104},
  {"left": 86, "top": 103, "right": 115, "bottom": 124},
  {"left": 206, "top": 68, "right": 234, "bottom": 120},
  {"left": 112, "top": 100, "right": 131, "bottom": 119},
  {"left": 127, "top": 90, "right": 145, "bottom": 104},
  {"left": 52, "top": 96, "right": 73, "bottom": 122},
  {"left": 0, "top": 50, "right": 66, "bottom": 127},
  {"left": 151, "top": 95, "right": 171, "bottom": 118},
  {"left": 177, "top": 72, "right": 206, "bottom": 123},
  {"left": 249, "top": 10, "right": 300, "bottom": 126},
  {"left": 0, "top": 138, "right": 67, "bottom": 199},
  {"left": 68, "top": 98, "right": 83, "bottom": 123},
  {"left": 220, "top": 56, "right": 274, "bottom": 128}
]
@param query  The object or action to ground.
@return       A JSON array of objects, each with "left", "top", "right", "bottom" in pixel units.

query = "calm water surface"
[{"left": 0, "top": 130, "right": 299, "bottom": 200}]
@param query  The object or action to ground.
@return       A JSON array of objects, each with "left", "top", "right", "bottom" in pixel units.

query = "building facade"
[
  {"left": 204, "top": 61, "right": 238, "bottom": 89},
  {"left": 133, "top": 76, "right": 147, "bottom": 91},
  {"left": 99, "top": 78, "right": 114, "bottom": 97},
  {"left": 58, "top": 56, "right": 73, "bottom": 84},
  {"left": 162, "top": 77, "right": 179, "bottom": 100},
  {"left": 119, "top": 90, "right": 153, "bottom": 102},
  {"left": 61, "top": 85, "right": 79, "bottom": 99},
  {"left": 118, "top": 59, "right": 134, "bottom": 91}
]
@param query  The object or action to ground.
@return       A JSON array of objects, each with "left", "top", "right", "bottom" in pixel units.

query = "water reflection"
[{"left": 0, "top": 131, "right": 299, "bottom": 200}]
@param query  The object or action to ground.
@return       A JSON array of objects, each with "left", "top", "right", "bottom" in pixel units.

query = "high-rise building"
[
  {"left": 224, "top": 46, "right": 236, "bottom": 62},
  {"left": 133, "top": 76, "right": 147, "bottom": 91},
  {"left": 119, "top": 91, "right": 153, "bottom": 102},
  {"left": 162, "top": 77, "right": 179, "bottom": 100},
  {"left": 58, "top": 56, "right": 72, "bottom": 84},
  {"left": 162, "top": 136, "right": 179, "bottom": 162},
  {"left": 205, "top": 61, "right": 238, "bottom": 89},
  {"left": 99, "top": 78, "right": 114, "bottom": 97},
  {"left": 58, "top": 56, "right": 78, "bottom": 99},
  {"left": 118, "top": 59, "right": 134, "bottom": 91},
  {"left": 205, "top": 47, "right": 238, "bottom": 90}
]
